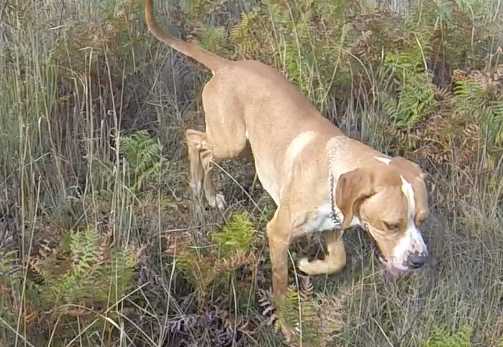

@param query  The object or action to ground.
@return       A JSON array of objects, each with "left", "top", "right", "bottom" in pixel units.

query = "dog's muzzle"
[
  {"left": 364, "top": 223, "right": 429, "bottom": 276},
  {"left": 406, "top": 251, "right": 428, "bottom": 269}
]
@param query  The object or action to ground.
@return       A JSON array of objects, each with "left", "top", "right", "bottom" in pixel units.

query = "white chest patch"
[
  {"left": 304, "top": 203, "right": 339, "bottom": 233},
  {"left": 302, "top": 201, "right": 354, "bottom": 236}
]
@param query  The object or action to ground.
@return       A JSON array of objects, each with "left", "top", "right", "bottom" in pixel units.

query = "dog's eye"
[{"left": 384, "top": 222, "right": 400, "bottom": 231}]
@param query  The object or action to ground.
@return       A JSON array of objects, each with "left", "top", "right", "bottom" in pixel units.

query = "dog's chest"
[{"left": 303, "top": 203, "right": 340, "bottom": 234}]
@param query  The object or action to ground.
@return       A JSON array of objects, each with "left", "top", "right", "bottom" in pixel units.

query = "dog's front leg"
[
  {"left": 266, "top": 209, "right": 291, "bottom": 300},
  {"left": 267, "top": 208, "right": 298, "bottom": 342}
]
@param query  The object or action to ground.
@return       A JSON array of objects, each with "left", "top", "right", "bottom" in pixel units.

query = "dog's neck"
[
  {"left": 326, "top": 137, "right": 367, "bottom": 229},
  {"left": 328, "top": 170, "right": 343, "bottom": 228},
  {"left": 327, "top": 142, "right": 344, "bottom": 229}
]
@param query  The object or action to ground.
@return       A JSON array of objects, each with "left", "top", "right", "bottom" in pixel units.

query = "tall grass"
[{"left": 0, "top": 0, "right": 502, "bottom": 346}]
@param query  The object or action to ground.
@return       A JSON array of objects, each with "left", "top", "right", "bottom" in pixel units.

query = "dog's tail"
[{"left": 145, "top": 0, "right": 228, "bottom": 73}]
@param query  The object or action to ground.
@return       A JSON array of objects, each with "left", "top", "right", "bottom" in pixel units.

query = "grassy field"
[{"left": 1, "top": 0, "right": 502, "bottom": 346}]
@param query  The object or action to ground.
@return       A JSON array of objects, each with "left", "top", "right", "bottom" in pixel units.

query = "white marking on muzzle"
[{"left": 391, "top": 177, "right": 428, "bottom": 265}]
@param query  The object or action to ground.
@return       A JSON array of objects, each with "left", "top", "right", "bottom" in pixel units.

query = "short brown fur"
[{"left": 145, "top": 0, "right": 430, "bottom": 338}]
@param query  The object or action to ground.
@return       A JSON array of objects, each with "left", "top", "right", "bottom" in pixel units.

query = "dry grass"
[{"left": 1, "top": 0, "right": 502, "bottom": 346}]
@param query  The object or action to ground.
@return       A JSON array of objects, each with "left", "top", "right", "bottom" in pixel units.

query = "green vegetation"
[
  {"left": 424, "top": 325, "right": 472, "bottom": 347},
  {"left": 0, "top": 0, "right": 502, "bottom": 346}
]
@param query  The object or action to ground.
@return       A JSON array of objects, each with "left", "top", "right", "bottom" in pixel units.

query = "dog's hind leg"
[
  {"left": 184, "top": 129, "right": 225, "bottom": 209},
  {"left": 185, "top": 82, "right": 247, "bottom": 208},
  {"left": 297, "top": 231, "right": 346, "bottom": 275},
  {"left": 185, "top": 129, "right": 206, "bottom": 198},
  {"left": 187, "top": 80, "right": 248, "bottom": 208}
]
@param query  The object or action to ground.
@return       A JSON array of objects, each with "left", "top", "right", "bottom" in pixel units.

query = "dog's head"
[{"left": 336, "top": 157, "right": 429, "bottom": 276}]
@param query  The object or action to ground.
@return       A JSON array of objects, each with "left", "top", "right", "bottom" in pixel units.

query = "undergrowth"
[
  {"left": 424, "top": 326, "right": 473, "bottom": 347},
  {"left": 0, "top": 0, "right": 502, "bottom": 346}
]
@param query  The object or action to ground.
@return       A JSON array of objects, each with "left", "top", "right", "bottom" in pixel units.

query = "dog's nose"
[{"left": 407, "top": 252, "right": 428, "bottom": 269}]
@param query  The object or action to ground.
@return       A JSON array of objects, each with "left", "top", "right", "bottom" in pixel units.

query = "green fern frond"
[
  {"left": 0, "top": 249, "right": 17, "bottom": 279},
  {"left": 214, "top": 250, "right": 256, "bottom": 273},
  {"left": 276, "top": 286, "right": 301, "bottom": 333},
  {"left": 119, "top": 130, "right": 165, "bottom": 191},
  {"left": 490, "top": 100, "right": 503, "bottom": 145},
  {"left": 0, "top": 250, "right": 19, "bottom": 323},
  {"left": 453, "top": 79, "right": 486, "bottom": 106},
  {"left": 424, "top": 325, "right": 473, "bottom": 347},
  {"left": 199, "top": 25, "right": 227, "bottom": 53},
  {"left": 276, "top": 284, "right": 336, "bottom": 346},
  {"left": 453, "top": 78, "right": 503, "bottom": 146},
  {"left": 385, "top": 49, "right": 424, "bottom": 74},
  {"left": 230, "top": 9, "right": 263, "bottom": 58},
  {"left": 183, "top": 0, "right": 215, "bottom": 21},
  {"left": 385, "top": 71, "right": 438, "bottom": 128},
  {"left": 39, "top": 228, "right": 137, "bottom": 310},
  {"left": 89, "top": 158, "right": 115, "bottom": 192},
  {"left": 211, "top": 212, "right": 256, "bottom": 257},
  {"left": 175, "top": 247, "right": 217, "bottom": 305},
  {"left": 174, "top": 213, "right": 258, "bottom": 306}
]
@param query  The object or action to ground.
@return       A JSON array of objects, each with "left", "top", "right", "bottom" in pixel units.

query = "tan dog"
[{"left": 145, "top": 0, "right": 430, "bottom": 300}]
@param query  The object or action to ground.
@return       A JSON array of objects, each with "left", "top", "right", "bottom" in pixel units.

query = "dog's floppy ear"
[
  {"left": 390, "top": 157, "right": 429, "bottom": 225},
  {"left": 335, "top": 168, "right": 375, "bottom": 229}
]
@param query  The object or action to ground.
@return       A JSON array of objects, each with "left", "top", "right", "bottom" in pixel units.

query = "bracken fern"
[
  {"left": 120, "top": 130, "right": 165, "bottom": 192},
  {"left": 211, "top": 212, "right": 256, "bottom": 257},
  {"left": 38, "top": 228, "right": 137, "bottom": 311},
  {"left": 424, "top": 325, "right": 473, "bottom": 347},
  {"left": 276, "top": 276, "right": 344, "bottom": 346}
]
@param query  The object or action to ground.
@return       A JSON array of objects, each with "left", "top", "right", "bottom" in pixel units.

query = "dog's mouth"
[
  {"left": 369, "top": 236, "right": 410, "bottom": 278},
  {"left": 364, "top": 224, "right": 413, "bottom": 278},
  {"left": 368, "top": 233, "right": 389, "bottom": 266},
  {"left": 379, "top": 257, "right": 411, "bottom": 278}
]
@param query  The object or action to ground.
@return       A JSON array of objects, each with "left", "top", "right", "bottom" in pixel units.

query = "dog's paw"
[
  {"left": 297, "top": 257, "right": 313, "bottom": 275},
  {"left": 190, "top": 181, "right": 202, "bottom": 197},
  {"left": 215, "top": 193, "right": 226, "bottom": 210},
  {"left": 207, "top": 193, "right": 226, "bottom": 210},
  {"left": 279, "top": 322, "right": 296, "bottom": 344}
]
